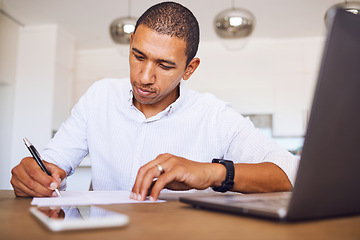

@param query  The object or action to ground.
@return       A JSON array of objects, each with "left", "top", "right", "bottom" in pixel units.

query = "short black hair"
[{"left": 134, "top": 1, "right": 200, "bottom": 66}]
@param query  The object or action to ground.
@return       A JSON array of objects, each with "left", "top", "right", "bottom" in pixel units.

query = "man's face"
[{"left": 129, "top": 25, "right": 190, "bottom": 112}]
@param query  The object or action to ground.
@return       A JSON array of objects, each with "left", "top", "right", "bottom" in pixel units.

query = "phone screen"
[{"left": 30, "top": 206, "right": 129, "bottom": 231}]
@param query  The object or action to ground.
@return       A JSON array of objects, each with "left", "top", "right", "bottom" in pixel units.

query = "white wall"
[
  {"left": 190, "top": 39, "right": 323, "bottom": 114},
  {"left": 0, "top": 25, "right": 324, "bottom": 190},
  {"left": 73, "top": 37, "right": 324, "bottom": 123},
  {"left": 71, "top": 38, "right": 324, "bottom": 161},
  {"left": 53, "top": 28, "right": 75, "bottom": 131},
  {"left": 0, "top": 14, "right": 19, "bottom": 189},
  {"left": 0, "top": 23, "right": 74, "bottom": 189},
  {"left": 10, "top": 25, "right": 58, "bottom": 171},
  {"left": 73, "top": 46, "right": 130, "bottom": 103}
]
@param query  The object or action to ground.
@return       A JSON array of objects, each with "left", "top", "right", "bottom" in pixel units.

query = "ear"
[{"left": 183, "top": 58, "right": 200, "bottom": 81}]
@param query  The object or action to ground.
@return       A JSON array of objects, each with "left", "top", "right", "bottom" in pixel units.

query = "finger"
[
  {"left": 11, "top": 158, "right": 56, "bottom": 197},
  {"left": 146, "top": 180, "right": 157, "bottom": 196},
  {"left": 163, "top": 180, "right": 191, "bottom": 190},
  {"left": 149, "top": 171, "right": 180, "bottom": 201},
  {"left": 12, "top": 176, "right": 51, "bottom": 197},
  {"left": 19, "top": 172, "right": 54, "bottom": 197},
  {"left": 137, "top": 164, "right": 164, "bottom": 201},
  {"left": 11, "top": 173, "right": 34, "bottom": 197},
  {"left": 131, "top": 154, "right": 174, "bottom": 200},
  {"left": 44, "top": 161, "right": 66, "bottom": 185},
  {"left": 12, "top": 185, "right": 31, "bottom": 197},
  {"left": 131, "top": 159, "right": 165, "bottom": 199},
  {"left": 131, "top": 165, "right": 150, "bottom": 199},
  {"left": 24, "top": 162, "right": 59, "bottom": 193},
  {"left": 149, "top": 161, "right": 213, "bottom": 200}
]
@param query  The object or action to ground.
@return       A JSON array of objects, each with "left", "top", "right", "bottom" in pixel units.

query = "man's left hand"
[{"left": 130, "top": 153, "right": 225, "bottom": 201}]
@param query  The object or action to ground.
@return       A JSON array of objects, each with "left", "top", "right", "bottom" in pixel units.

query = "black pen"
[{"left": 23, "top": 138, "right": 62, "bottom": 197}]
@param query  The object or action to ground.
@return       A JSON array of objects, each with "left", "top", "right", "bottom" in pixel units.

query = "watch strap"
[{"left": 212, "top": 159, "right": 235, "bottom": 192}]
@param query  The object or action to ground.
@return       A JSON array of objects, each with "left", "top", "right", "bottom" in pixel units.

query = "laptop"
[{"left": 180, "top": 8, "right": 360, "bottom": 221}]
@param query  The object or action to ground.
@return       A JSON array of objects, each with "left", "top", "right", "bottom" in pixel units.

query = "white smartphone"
[{"left": 30, "top": 206, "right": 129, "bottom": 232}]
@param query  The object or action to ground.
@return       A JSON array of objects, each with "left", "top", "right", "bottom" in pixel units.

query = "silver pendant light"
[
  {"left": 325, "top": 1, "right": 360, "bottom": 28},
  {"left": 214, "top": 0, "right": 255, "bottom": 50},
  {"left": 109, "top": 0, "right": 137, "bottom": 44}
]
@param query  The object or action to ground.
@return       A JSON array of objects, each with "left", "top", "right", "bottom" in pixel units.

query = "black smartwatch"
[{"left": 212, "top": 159, "right": 235, "bottom": 192}]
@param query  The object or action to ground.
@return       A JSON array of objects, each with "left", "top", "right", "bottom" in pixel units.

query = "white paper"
[{"left": 31, "top": 191, "right": 165, "bottom": 206}]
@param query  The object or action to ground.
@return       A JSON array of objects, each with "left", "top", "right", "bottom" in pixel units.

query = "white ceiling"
[{"left": 0, "top": 0, "right": 351, "bottom": 50}]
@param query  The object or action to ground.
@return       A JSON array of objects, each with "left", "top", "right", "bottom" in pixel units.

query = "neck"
[{"left": 134, "top": 86, "right": 180, "bottom": 118}]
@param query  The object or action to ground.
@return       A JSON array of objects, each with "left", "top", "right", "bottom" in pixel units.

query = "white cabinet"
[
  {"left": 66, "top": 156, "right": 92, "bottom": 191},
  {"left": 272, "top": 72, "right": 318, "bottom": 137},
  {"left": 66, "top": 166, "right": 92, "bottom": 191},
  {"left": 272, "top": 74, "right": 310, "bottom": 137}
]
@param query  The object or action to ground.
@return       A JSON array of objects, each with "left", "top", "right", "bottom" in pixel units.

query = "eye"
[
  {"left": 134, "top": 53, "right": 144, "bottom": 61},
  {"left": 159, "top": 64, "right": 174, "bottom": 70}
]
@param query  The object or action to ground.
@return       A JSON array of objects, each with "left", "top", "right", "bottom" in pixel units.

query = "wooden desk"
[{"left": 1, "top": 190, "right": 359, "bottom": 240}]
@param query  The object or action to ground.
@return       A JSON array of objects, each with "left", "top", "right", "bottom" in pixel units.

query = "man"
[{"left": 11, "top": 2, "right": 298, "bottom": 201}]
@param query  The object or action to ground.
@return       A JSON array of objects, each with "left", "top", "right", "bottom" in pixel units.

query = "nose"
[{"left": 139, "top": 62, "right": 155, "bottom": 85}]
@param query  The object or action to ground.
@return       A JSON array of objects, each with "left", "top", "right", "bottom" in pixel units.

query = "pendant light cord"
[
  {"left": 128, "top": 0, "right": 131, "bottom": 18},
  {"left": 0, "top": 0, "right": 25, "bottom": 26}
]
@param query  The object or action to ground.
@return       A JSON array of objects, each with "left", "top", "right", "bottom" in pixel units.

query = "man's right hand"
[{"left": 10, "top": 157, "right": 66, "bottom": 197}]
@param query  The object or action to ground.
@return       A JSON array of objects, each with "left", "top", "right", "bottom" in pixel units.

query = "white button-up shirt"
[{"left": 42, "top": 78, "right": 299, "bottom": 191}]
